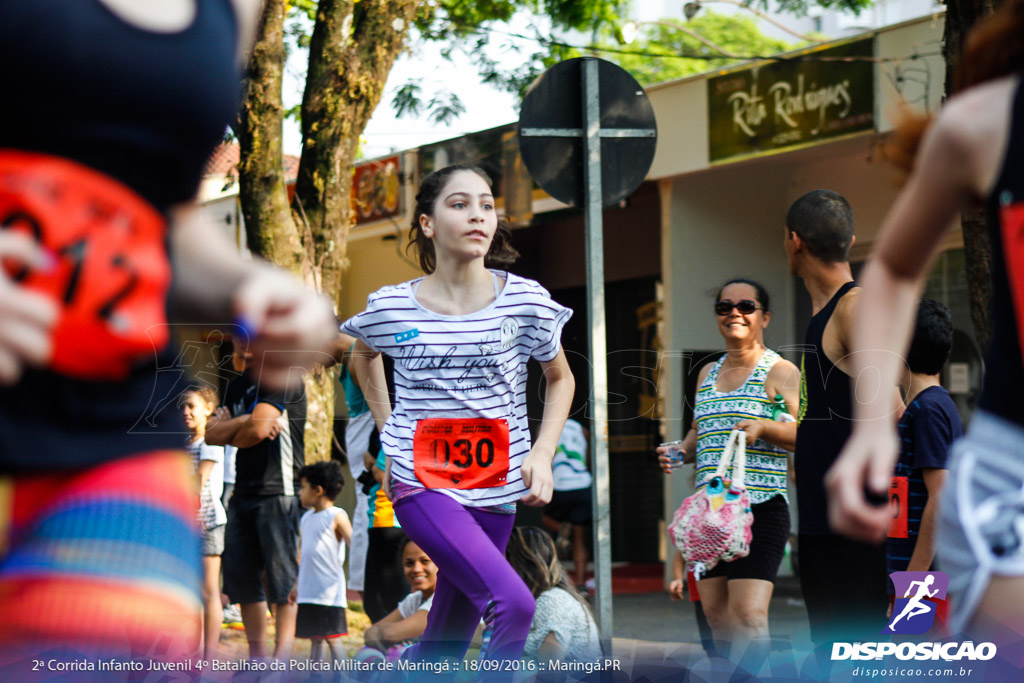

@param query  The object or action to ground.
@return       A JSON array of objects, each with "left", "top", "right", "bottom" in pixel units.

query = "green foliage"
[
  {"left": 392, "top": 81, "right": 424, "bottom": 118},
  {"left": 426, "top": 89, "right": 467, "bottom": 124},
  {"left": 772, "top": 0, "right": 873, "bottom": 16},
  {"left": 283, "top": 0, "right": 871, "bottom": 125},
  {"left": 611, "top": 14, "right": 795, "bottom": 86}
]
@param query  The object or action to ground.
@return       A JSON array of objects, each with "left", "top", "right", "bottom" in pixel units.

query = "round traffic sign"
[{"left": 518, "top": 58, "right": 657, "bottom": 207}]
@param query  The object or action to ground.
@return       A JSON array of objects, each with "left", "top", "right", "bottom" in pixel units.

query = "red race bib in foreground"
[
  {"left": 888, "top": 476, "right": 909, "bottom": 539},
  {"left": 1002, "top": 201, "right": 1024, "bottom": 362},
  {"left": 413, "top": 418, "right": 510, "bottom": 489},
  {"left": 0, "top": 151, "right": 170, "bottom": 381}
]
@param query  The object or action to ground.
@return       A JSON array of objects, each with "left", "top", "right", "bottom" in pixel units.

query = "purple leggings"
[{"left": 394, "top": 490, "right": 535, "bottom": 662}]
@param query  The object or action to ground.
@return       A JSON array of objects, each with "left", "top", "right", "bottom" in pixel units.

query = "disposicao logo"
[
  {"left": 831, "top": 570, "right": 997, "bottom": 663},
  {"left": 885, "top": 571, "right": 947, "bottom": 635}
]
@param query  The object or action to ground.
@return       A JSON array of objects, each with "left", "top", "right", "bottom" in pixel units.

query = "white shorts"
[{"left": 938, "top": 409, "right": 1024, "bottom": 634}]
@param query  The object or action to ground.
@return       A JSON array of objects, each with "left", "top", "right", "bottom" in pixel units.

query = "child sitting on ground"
[
  {"left": 290, "top": 460, "right": 353, "bottom": 664},
  {"left": 359, "top": 539, "right": 438, "bottom": 663},
  {"left": 505, "top": 526, "right": 601, "bottom": 663}
]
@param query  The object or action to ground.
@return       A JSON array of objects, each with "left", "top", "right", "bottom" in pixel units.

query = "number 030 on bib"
[{"left": 412, "top": 418, "right": 510, "bottom": 490}]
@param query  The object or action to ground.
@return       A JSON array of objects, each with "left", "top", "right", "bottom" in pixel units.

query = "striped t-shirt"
[
  {"left": 340, "top": 271, "right": 572, "bottom": 507},
  {"left": 694, "top": 349, "right": 789, "bottom": 505}
]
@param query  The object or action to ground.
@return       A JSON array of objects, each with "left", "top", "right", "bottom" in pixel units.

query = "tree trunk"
[
  {"left": 943, "top": 0, "right": 1002, "bottom": 352},
  {"left": 295, "top": 0, "right": 422, "bottom": 303},
  {"left": 237, "top": 0, "right": 306, "bottom": 275},
  {"left": 238, "top": 0, "right": 421, "bottom": 463},
  {"left": 293, "top": 0, "right": 421, "bottom": 462}
]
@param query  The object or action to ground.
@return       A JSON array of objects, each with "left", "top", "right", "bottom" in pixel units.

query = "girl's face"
[
  {"left": 715, "top": 283, "right": 770, "bottom": 344},
  {"left": 420, "top": 170, "right": 497, "bottom": 266},
  {"left": 403, "top": 542, "right": 438, "bottom": 595},
  {"left": 182, "top": 392, "right": 213, "bottom": 435}
]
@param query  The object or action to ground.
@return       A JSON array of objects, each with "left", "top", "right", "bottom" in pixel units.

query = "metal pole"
[{"left": 581, "top": 57, "right": 613, "bottom": 651}]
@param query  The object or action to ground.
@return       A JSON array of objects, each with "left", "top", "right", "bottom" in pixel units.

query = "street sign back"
[{"left": 518, "top": 58, "right": 657, "bottom": 207}]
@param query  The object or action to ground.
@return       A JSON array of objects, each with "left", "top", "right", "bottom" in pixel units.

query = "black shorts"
[
  {"left": 545, "top": 487, "right": 592, "bottom": 525},
  {"left": 222, "top": 494, "right": 300, "bottom": 605},
  {"left": 798, "top": 532, "right": 888, "bottom": 643},
  {"left": 296, "top": 604, "right": 348, "bottom": 639},
  {"left": 702, "top": 494, "right": 790, "bottom": 583}
]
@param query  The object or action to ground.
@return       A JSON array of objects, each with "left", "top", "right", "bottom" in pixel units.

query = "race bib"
[
  {"left": 412, "top": 418, "right": 510, "bottom": 489},
  {"left": 888, "top": 476, "right": 909, "bottom": 539},
  {"left": 0, "top": 151, "right": 170, "bottom": 380},
  {"left": 1000, "top": 200, "right": 1024, "bottom": 362}
]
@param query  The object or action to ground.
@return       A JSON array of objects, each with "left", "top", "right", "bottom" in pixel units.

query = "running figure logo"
[{"left": 884, "top": 571, "right": 948, "bottom": 634}]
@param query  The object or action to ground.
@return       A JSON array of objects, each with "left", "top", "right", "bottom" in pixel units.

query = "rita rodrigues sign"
[
  {"left": 352, "top": 155, "right": 402, "bottom": 226},
  {"left": 708, "top": 37, "right": 874, "bottom": 163}
]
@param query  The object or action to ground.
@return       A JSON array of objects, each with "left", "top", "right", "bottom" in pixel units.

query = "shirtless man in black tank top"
[{"left": 784, "top": 190, "right": 891, "bottom": 645}]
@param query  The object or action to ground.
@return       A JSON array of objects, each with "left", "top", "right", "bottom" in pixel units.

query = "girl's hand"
[
  {"left": 0, "top": 232, "right": 58, "bottom": 384},
  {"left": 520, "top": 449, "right": 554, "bottom": 506},
  {"left": 234, "top": 265, "right": 337, "bottom": 392},
  {"left": 668, "top": 578, "right": 684, "bottom": 600},
  {"left": 825, "top": 426, "right": 899, "bottom": 543},
  {"left": 734, "top": 419, "right": 765, "bottom": 441},
  {"left": 288, "top": 586, "right": 297, "bottom": 605}
]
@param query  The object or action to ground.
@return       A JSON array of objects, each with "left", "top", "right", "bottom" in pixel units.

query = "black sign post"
[{"left": 519, "top": 57, "right": 657, "bottom": 645}]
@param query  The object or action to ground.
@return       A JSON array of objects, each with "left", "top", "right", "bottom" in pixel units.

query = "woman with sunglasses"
[{"left": 658, "top": 277, "right": 799, "bottom": 663}]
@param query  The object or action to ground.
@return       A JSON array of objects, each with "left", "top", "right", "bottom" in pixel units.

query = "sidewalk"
[
  {"left": 609, "top": 574, "right": 809, "bottom": 646},
  {"left": 605, "top": 575, "right": 816, "bottom": 680}
]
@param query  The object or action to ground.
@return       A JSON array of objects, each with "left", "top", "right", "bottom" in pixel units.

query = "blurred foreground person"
[
  {"left": 827, "top": 0, "right": 1024, "bottom": 646},
  {"left": 0, "top": 0, "right": 336, "bottom": 661}
]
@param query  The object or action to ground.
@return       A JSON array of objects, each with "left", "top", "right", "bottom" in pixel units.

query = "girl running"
[{"left": 341, "top": 165, "right": 575, "bottom": 663}]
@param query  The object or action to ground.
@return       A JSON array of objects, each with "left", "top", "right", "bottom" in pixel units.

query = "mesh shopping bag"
[{"left": 668, "top": 429, "right": 754, "bottom": 578}]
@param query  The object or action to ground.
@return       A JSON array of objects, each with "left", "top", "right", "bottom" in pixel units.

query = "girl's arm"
[
  {"left": 537, "top": 632, "right": 566, "bottom": 660},
  {"left": 334, "top": 509, "right": 353, "bottom": 545},
  {"left": 350, "top": 340, "right": 391, "bottom": 431},
  {"left": 364, "top": 608, "right": 428, "bottom": 650},
  {"left": 169, "top": 204, "right": 337, "bottom": 392},
  {"left": 521, "top": 347, "right": 574, "bottom": 507},
  {"left": 825, "top": 88, "right": 998, "bottom": 542},
  {"left": 326, "top": 332, "right": 357, "bottom": 369},
  {"left": 196, "top": 458, "right": 214, "bottom": 492},
  {"left": 351, "top": 339, "right": 394, "bottom": 497}
]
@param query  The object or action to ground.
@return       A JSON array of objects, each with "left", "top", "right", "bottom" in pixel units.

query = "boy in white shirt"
[{"left": 290, "top": 460, "right": 353, "bottom": 664}]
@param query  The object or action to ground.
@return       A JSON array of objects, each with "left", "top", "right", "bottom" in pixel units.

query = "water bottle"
[
  {"left": 660, "top": 440, "right": 686, "bottom": 468},
  {"left": 772, "top": 394, "right": 796, "bottom": 422}
]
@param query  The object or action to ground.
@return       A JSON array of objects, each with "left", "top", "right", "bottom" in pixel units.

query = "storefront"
[{"left": 645, "top": 15, "right": 970, "bottom": 533}]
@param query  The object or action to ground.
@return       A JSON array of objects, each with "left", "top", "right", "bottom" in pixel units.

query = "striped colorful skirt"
[{"left": 0, "top": 450, "right": 201, "bottom": 660}]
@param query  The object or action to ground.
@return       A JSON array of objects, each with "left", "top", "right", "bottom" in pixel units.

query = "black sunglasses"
[{"left": 715, "top": 299, "right": 762, "bottom": 316}]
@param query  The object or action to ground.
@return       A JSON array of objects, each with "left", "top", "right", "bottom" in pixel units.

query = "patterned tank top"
[{"left": 694, "top": 349, "right": 789, "bottom": 505}]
